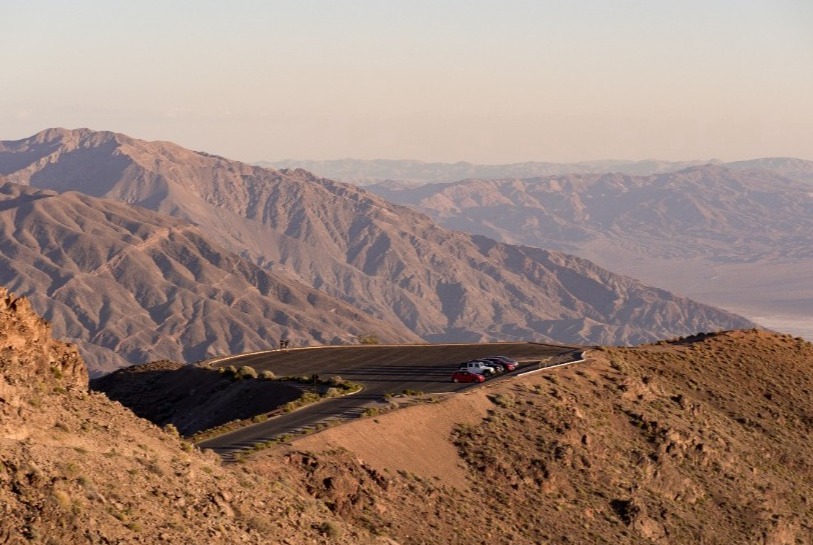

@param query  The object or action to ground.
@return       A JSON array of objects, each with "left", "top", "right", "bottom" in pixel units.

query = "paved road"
[{"left": 197, "top": 342, "right": 580, "bottom": 459}]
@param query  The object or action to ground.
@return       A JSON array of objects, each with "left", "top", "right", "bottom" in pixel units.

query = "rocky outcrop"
[
  {"left": 0, "top": 285, "right": 383, "bottom": 544},
  {"left": 0, "top": 287, "right": 86, "bottom": 391}
]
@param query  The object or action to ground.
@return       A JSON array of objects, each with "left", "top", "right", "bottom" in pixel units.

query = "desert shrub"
[
  {"left": 609, "top": 356, "right": 628, "bottom": 372},
  {"left": 54, "top": 420, "right": 70, "bottom": 432},
  {"left": 282, "top": 392, "right": 321, "bottom": 412},
  {"left": 325, "top": 387, "right": 342, "bottom": 398},
  {"left": 162, "top": 423, "right": 180, "bottom": 437},
  {"left": 358, "top": 334, "right": 380, "bottom": 345},
  {"left": 52, "top": 490, "right": 72, "bottom": 510},
  {"left": 260, "top": 370, "right": 276, "bottom": 380},
  {"left": 236, "top": 366, "right": 258, "bottom": 380},
  {"left": 328, "top": 375, "right": 347, "bottom": 387},
  {"left": 490, "top": 393, "right": 516, "bottom": 408},
  {"left": 315, "top": 521, "right": 340, "bottom": 538},
  {"left": 124, "top": 521, "right": 143, "bottom": 532}
]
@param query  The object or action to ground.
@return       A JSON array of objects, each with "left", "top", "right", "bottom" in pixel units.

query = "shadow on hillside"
[{"left": 91, "top": 363, "right": 303, "bottom": 436}]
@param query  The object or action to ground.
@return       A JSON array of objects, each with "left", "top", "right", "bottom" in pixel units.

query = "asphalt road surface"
[{"left": 197, "top": 342, "right": 580, "bottom": 458}]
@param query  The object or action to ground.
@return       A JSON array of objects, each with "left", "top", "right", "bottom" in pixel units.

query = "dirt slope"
[{"left": 249, "top": 329, "right": 813, "bottom": 544}]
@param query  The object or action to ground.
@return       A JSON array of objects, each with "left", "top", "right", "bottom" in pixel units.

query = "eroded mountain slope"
[
  {"left": 367, "top": 165, "right": 813, "bottom": 338},
  {"left": 1, "top": 129, "right": 755, "bottom": 361},
  {"left": 0, "top": 182, "right": 418, "bottom": 374}
]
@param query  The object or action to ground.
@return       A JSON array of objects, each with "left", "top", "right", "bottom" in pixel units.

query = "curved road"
[{"left": 197, "top": 342, "right": 581, "bottom": 459}]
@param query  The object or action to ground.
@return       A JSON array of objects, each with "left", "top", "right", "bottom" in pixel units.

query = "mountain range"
[
  {"left": 260, "top": 156, "right": 813, "bottom": 186},
  {"left": 256, "top": 158, "right": 721, "bottom": 185},
  {"left": 0, "top": 183, "right": 419, "bottom": 374},
  {"left": 0, "top": 128, "right": 754, "bottom": 373},
  {"left": 364, "top": 165, "right": 813, "bottom": 340}
]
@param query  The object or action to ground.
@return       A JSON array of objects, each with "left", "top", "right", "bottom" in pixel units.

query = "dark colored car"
[
  {"left": 482, "top": 356, "right": 519, "bottom": 371},
  {"left": 451, "top": 370, "right": 486, "bottom": 383}
]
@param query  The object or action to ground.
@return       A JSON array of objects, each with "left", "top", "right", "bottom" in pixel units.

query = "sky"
[{"left": 2, "top": 0, "right": 812, "bottom": 163}]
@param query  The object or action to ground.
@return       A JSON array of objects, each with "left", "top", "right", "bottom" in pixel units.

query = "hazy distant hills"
[
  {"left": 0, "top": 129, "right": 755, "bottom": 371},
  {"left": 258, "top": 157, "right": 813, "bottom": 186},
  {"left": 725, "top": 157, "right": 813, "bottom": 183},
  {"left": 0, "top": 182, "right": 419, "bottom": 374},
  {"left": 256, "top": 158, "right": 719, "bottom": 185},
  {"left": 365, "top": 165, "right": 813, "bottom": 338}
]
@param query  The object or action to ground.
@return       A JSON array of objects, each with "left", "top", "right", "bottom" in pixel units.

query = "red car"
[{"left": 451, "top": 370, "right": 486, "bottom": 383}]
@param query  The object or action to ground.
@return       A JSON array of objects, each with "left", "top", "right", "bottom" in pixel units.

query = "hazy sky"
[{"left": 3, "top": 1, "right": 812, "bottom": 163}]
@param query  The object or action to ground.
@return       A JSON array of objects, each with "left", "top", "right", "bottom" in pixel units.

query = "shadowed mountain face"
[
  {"left": 365, "top": 166, "right": 813, "bottom": 338},
  {"left": 0, "top": 182, "right": 420, "bottom": 375},
  {"left": 0, "top": 129, "right": 755, "bottom": 371}
]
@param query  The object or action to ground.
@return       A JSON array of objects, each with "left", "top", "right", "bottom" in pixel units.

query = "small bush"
[
  {"left": 490, "top": 393, "right": 516, "bottom": 408},
  {"left": 328, "top": 375, "right": 347, "bottom": 387},
  {"left": 162, "top": 423, "right": 180, "bottom": 437},
  {"left": 315, "top": 521, "right": 340, "bottom": 538},
  {"left": 236, "top": 366, "right": 258, "bottom": 380},
  {"left": 358, "top": 334, "right": 380, "bottom": 345}
]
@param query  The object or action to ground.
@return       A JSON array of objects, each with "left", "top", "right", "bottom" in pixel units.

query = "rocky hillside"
[
  {"left": 0, "top": 290, "right": 86, "bottom": 394},
  {"left": 0, "top": 129, "right": 755, "bottom": 370},
  {"left": 0, "top": 286, "right": 386, "bottom": 544},
  {"left": 367, "top": 165, "right": 813, "bottom": 339},
  {"left": 250, "top": 329, "right": 813, "bottom": 544},
  {"left": 2, "top": 284, "right": 812, "bottom": 543},
  {"left": 0, "top": 182, "right": 419, "bottom": 375}
]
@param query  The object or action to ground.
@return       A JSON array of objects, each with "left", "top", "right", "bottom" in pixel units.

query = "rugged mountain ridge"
[
  {"left": 1, "top": 129, "right": 754, "bottom": 371},
  {"left": 0, "top": 182, "right": 419, "bottom": 374},
  {"left": 366, "top": 165, "right": 813, "bottom": 338}
]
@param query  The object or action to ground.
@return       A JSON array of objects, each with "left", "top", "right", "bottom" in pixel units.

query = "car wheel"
[{"left": 452, "top": 378, "right": 459, "bottom": 383}]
